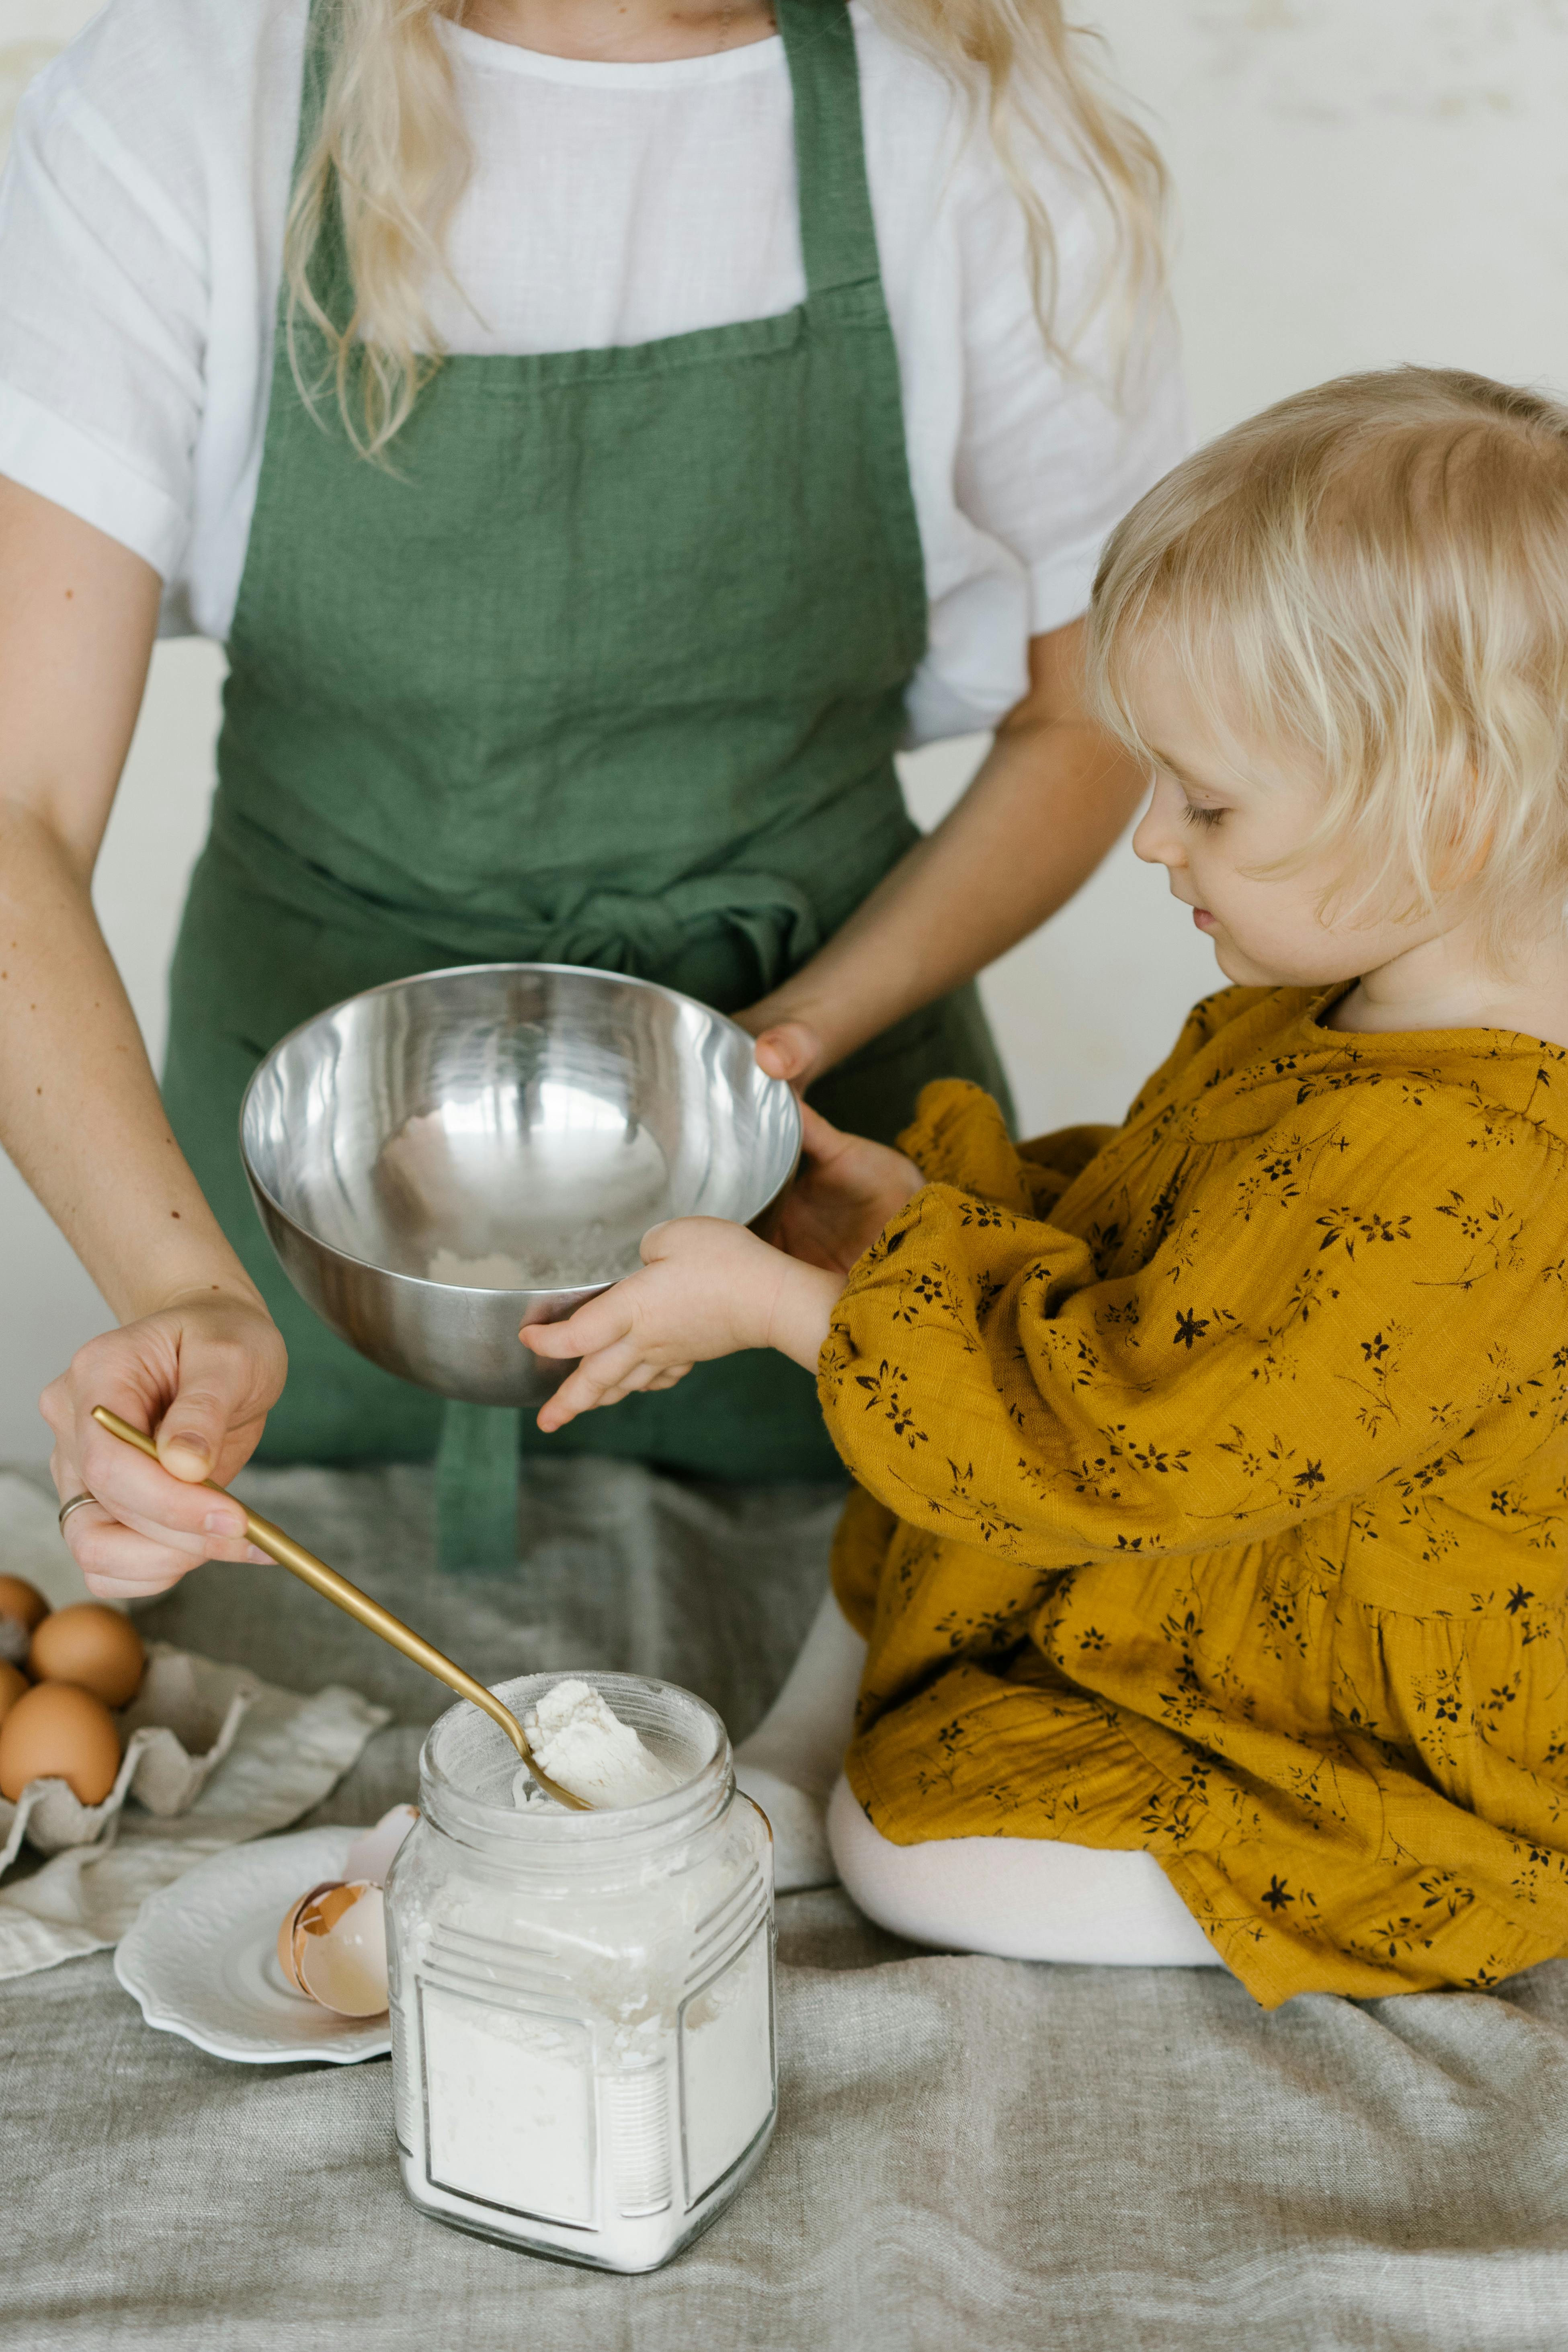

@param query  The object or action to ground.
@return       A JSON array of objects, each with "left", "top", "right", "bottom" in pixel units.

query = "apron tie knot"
[{"left": 542, "top": 871, "right": 822, "bottom": 998}]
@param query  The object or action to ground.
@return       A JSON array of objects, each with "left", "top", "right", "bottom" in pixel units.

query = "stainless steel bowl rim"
[{"left": 237, "top": 960, "right": 803, "bottom": 1298}]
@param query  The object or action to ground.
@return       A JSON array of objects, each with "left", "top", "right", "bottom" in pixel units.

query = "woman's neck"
[{"left": 461, "top": 0, "right": 778, "bottom": 62}]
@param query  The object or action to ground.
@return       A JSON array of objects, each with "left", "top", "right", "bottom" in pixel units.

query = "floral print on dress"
[{"left": 822, "top": 984, "right": 1568, "bottom": 2006}]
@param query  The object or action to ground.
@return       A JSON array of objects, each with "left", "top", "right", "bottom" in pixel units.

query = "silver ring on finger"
[{"left": 57, "top": 1491, "right": 98, "bottom": 1538}]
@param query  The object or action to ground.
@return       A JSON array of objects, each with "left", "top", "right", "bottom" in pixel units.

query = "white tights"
[{"left": 736, "top": 1587, "right": 1222, "bottom": 1970}]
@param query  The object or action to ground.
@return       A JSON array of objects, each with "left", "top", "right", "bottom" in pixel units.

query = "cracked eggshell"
[
  {"left": 342, "top": 1804, "right": 418, "bottom": 1887},
  {"left": 277, "top": 1880, "right": 340, "bottom": 1991},
  {"left": 278, "top": 1880, "right": 389, "bottom": 2017}
]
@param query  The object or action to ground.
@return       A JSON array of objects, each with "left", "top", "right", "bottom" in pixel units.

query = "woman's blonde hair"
[
  {"left": 1088, "top": 367, "right": 1568, "bottom": 966},
  {"left": 284, "top": 0, "right": 1168, "bottom": 458}
]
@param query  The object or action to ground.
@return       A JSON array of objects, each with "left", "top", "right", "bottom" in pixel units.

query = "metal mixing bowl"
[{"left": 240, "top": 964, "right": 802, "bottom": 1407}]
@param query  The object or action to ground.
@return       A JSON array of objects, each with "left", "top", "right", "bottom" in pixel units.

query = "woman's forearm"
[
  {"left": 739, "top": 618, "right": 1146, "bottom": 1074},
  {"left": 0, "top": 481, "right": 260, "bottom": 1325},
  {"left": 0, "top": 803, "right": 260, "bottom": 1320}
]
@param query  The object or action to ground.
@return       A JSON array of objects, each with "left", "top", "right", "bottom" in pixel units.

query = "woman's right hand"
[
  {"left": 40, "top": 1292, "right": 288, "bottom": 1600},
  {"left": 767, "top": 1103, "right": 925, "bottom": 1277}
]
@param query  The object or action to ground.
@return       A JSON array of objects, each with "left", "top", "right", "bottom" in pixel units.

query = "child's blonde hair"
[
  {"left": 285, "top": 0, "right": 1167, "bottom": 459},
  {"left": 1088, "top": 367, "right": 1568, "bottom": 967}
]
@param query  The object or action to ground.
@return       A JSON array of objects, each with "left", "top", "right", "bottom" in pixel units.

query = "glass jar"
[{"left": 384, "top": 1670, "right": 777, "bottom": 2272}]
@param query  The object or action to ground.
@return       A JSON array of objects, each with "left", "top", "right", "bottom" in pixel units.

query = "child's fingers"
[
  {"left": 520, "top": 1287, "right": 637, "bottom": 1358},
  {"left": 535, "top": 1337, "right": 660, "bottom": 1429}
]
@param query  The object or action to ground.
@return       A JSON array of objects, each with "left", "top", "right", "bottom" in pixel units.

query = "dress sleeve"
[
  {"left": 898, "top": 1077, "right": 1112, "bottom": 1222},
  {"left": 894, "top": 989, "right": 1271, "bottom": 1216},
  {"left": 821, "top": 1079, "right": 1568, "bottom": 1566},
  {"left": 0, "top": 25, "right": 209, "bottom": 577}
]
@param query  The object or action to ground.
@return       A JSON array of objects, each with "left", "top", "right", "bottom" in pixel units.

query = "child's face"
[{"left": 1127, "top": 646, "right": 1438, "bottom": 989}]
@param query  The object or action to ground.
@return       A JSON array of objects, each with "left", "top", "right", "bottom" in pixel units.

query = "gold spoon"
[{"left": 90, "top": 1404, "right": 587, "bottom": 1811}]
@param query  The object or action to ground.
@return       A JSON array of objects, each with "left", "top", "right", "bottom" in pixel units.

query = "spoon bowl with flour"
[{"left": 512, "top": 1679, "right": 685, "bottom": 1811}]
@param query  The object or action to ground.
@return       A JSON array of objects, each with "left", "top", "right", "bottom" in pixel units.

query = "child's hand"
[
  {"left": 767, "top": 1103, "right": 925, "bottom": 1275},
  {"left": 521, "top": 1218, "right": 843, "bottom": 1431}
]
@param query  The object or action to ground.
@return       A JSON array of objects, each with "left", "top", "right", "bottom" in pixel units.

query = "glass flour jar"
[{"left": 384, "top": 1671, "right": 777, "bottom": 2272}]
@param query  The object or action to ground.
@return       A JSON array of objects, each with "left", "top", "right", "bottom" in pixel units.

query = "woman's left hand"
[{"left": 521, "top": 1218, "right": 842, "bottom": 1431}]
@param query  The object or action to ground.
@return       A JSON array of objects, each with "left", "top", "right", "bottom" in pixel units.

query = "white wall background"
[{"left": 3, "top": 0, "right": 1568, "bottom": 1458}]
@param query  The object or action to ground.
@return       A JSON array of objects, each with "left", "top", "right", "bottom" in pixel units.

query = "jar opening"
[{"left": 420, "top": 1670, "right": 729, "bottom": 1853}]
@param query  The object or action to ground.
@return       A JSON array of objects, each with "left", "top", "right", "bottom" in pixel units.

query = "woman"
[{"left": 0, "top": 0, "right": 1181, "bottom": 1591}]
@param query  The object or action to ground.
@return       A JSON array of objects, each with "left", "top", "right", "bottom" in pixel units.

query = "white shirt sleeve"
[
  {"left": 0, "top": 0, "right": 1186, "bottom": 693},
  {"left": 955, "top": 163, "right": 1187, "bottom": 643},
  {"left": 858, "top": 13, "right": 1188, "bottom": 741},
  {"left": 0, "top": 37, "right": 209, "bottom": 582}
]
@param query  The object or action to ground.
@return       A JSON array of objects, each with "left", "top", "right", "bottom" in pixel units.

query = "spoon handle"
[{"left": 88, "top": 1405, "right": 585, "bottom": 1810}]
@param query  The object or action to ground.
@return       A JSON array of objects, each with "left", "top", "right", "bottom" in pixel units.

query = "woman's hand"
[
  {"left": 521, "top": 1218, "right": 842, "bottom": 1431},
  {"left": 769, "top": 1103, "right": 924, "bottom": 1275},
  {"left": 40, "top": 1291, "right": 287, "bottom": 1600},
  {"left": 0, "top": 487, "right": 289, "bottom": 1599}
]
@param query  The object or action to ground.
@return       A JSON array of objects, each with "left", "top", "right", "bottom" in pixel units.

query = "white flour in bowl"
[{"left": 425, "top": 1223, "right": 632, "bottom": 1291}]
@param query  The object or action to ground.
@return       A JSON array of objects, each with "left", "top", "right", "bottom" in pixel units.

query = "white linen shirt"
[{"left": 0, "top": 0, "right": 1187, "bottom": 742}]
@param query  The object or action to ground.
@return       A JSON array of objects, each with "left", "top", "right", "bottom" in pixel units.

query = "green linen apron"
[{"left": 162, "top": 0, "right": 1012, "bottom": 1569}]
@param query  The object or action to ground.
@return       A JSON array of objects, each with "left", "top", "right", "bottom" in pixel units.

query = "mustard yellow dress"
[{"left": 820, "top": 984, "right": 1568, "bottom": 2005}]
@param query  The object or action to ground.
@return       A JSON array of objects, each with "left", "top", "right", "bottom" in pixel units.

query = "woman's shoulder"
[
  {"left": 849, "top": 2, "right": 1102, "bottom": 228},
  {"left": 15, "top": 0, "right": 305, "bottom": 168}
]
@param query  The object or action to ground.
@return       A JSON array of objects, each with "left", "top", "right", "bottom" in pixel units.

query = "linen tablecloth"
[{"left": 3, "top": 1457, "right": 1566, "bottom": 2351}]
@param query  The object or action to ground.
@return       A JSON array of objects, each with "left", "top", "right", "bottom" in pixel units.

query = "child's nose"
[{"left": 1132, "top": 778, "right": 1186, "bottom": 870}]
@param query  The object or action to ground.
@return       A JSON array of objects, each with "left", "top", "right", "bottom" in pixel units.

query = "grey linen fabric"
[{"left": 3, "top": 1458, "right": 1568, "bottom": 2350}]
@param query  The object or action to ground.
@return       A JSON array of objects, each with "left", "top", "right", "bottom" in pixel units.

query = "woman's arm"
[
  {"left": 738, "top": 617, "right": 1145, "bottom": 1087},
  {"left": 0, "top": 480, "right": 283, "bottom": 1593}
]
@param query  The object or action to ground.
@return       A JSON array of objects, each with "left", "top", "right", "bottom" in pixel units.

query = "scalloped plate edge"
[{"left": 113, "top": 1826, "right": 392, "bottom": 2066}]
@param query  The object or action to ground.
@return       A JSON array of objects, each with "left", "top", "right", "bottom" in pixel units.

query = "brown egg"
[
  {"left": 29, "top": 1604, "right": 145, "bottom": 1709},
  {"left": 0, "top": 1682, "right": 122, "bottom": 1805},
  {"left": 0, "top": 1575, "right": 49, "bottom": 1634},
  {"left": 0, "top": 1661, "right": 30, "bottom": 1729},
  {"left": 0, "top": 1575, "right": 49, "bottom": 1668}
]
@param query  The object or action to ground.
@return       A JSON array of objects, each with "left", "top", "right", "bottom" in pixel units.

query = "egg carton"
[{"left": 0, "top": 1645, "right": 259, "bottom": 1877}]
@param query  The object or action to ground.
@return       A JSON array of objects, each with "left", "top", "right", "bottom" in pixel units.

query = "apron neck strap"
[
  {"left": 294, "top": 0, "right": 336, "bottom": 185},
  {"left": 775, "top": 0, "right": 882, "bottom": 299}
]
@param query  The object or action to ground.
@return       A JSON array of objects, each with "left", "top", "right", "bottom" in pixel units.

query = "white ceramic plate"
[{"left": 114, "top": 1826, "right": 391, "bottom": 2065}]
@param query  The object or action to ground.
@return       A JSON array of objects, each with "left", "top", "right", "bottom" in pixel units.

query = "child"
[{"left": 525, "top": 367, "right": 1568, "bottom": 2004}]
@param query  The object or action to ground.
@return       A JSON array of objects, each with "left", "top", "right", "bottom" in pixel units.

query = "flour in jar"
[
  {"left": 395, "top": 1675, "right": 777, "bottom": 2267},
  {"left": 513, "top": 1678, "right": 683, "bottom": 1810}
]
